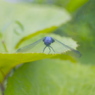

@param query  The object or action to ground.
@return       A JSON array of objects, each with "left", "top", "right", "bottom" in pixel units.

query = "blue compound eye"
[
  {"left": 17, "top": 36, "right": 81, "bottom": 57},
  {"left": 43, "top": 37, "right": 54, "bottom": 46}
]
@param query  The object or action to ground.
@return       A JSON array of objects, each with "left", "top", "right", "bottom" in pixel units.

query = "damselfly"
[{"left": 17, "top": 36, "right": 81, "bottom": 57}]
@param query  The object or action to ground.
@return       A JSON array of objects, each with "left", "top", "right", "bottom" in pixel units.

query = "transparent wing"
[
  {"left": 16, "top": 38, "right": 45, "bottom": 53},
  {"left": 50, "top": 38, "right": 81, "bottom": 57},
  {"left": 16, "top": 37, "right": 81, "bottom": 57}
]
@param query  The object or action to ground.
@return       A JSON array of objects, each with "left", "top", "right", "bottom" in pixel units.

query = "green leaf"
[
  {"left": 29, "top": 0, "right": 88, "bottom": 13},
  {"left": 15, "top": 26, "right": 57, "bottom": 49},
  {"left": 0, "top": 33, "right": 79, "bottom": 82},
  {"left": 65, "top": 0, "right": 88, "bottom": 12},
  {"left": 0, "top": 1, "right": 77, "bottom": 83},
  {"left": 0, "top": 0, "right": 71, "bottom": 51},
  {"left": 0, "top": 53, "right": 54, "bottom": 82},
  {"left": 60, "top": 0, "right": 95, "bottom": 64},
  {"left": 5, "top": 59, "right": 95, "bottom": 95},
  {"left": 17, "top": 34, "right": 79, "bottom": 53}
]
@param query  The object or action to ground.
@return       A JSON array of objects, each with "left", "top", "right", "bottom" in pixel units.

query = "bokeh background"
[{"left": 0, "top": 0, "right": 95, "bottom": 95}]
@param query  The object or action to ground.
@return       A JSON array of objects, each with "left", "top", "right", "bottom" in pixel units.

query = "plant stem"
[
  {"left": 0, "top": 69, "right": 5, "bottom": 95},
  {"left": 2, "top": 40, "right": 8, "bottom": 52},
  {"left": 0, "top": 83, "right": 4, "bottom": 95}
]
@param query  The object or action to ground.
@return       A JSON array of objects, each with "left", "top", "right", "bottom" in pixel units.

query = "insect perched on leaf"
[{"left": 17, "top": 36, "right": 81, "bottom": 57}]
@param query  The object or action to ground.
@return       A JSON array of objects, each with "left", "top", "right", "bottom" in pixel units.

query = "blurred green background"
[{"left": 0, "top": 0, "right": 95, "bottom": 95}]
